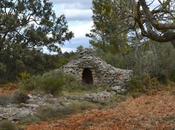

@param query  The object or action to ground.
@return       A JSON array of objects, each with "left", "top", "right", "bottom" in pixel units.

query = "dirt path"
[{"left": 26, "top": 89, "right": 175, "bottom": 130}]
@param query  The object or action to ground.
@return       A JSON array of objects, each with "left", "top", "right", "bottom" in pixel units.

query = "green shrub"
[
  {"left": 18, "top": 72, "right": 31, "bottom": 81},
  {"left": 37, "top": 74, "right": 64, "bottom": 95},
  {"left": 20, "top": 76, "right": 39, "bottom": 91},
  {"left": 142, "top": 74, "right": 160, "bottom": 90},
  {"left": 0, "top": 120, "right": 18, "bottom": 130},
  {"left": 20, "top": 70, "right": 84, "bottom": 95},
  {"left": 127, "top": 76, "right": 144, "bottom": 93},
  {"left": 20, "top": 70, "right": 105, "bottom": 95},
  {"left": 127, "top": 74, "right": 160, "bottom": 97},
  {"left": 154, "top": 72, "right": 168, "bottom": 84}
]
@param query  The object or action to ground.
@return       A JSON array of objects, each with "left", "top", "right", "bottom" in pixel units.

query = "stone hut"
[{"left": 62, "top": 49, "right": 133, "bottom": 88}]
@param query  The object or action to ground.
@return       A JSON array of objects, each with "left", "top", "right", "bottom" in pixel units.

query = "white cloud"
[
  {"left": 60, "top": 9, "right": 92, "bottom": 21},
  {"left": 53, "top": 4, "right": 92, "bottom": 21},
  {"left": 61, "top": 37, "right": 91, "bottom": 52},
  {"left": 51, "top": 0, "right": 92, "bottom": 9},
  {"left": 50, "top": 0, "right": 93, "bottom": 52},
  {"left": 57, "top": 2, "right": 91, "bottom": 9},
  {"left": 68, "top": 21, "right": 93, "bottom": 38},
  {"left": 61, "top": 47, "right": 76, "bottom": 52}
]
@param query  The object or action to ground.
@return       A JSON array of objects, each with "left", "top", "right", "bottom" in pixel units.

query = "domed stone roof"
[{"left": 62, "top": 49, "right": 133, "bottom": 89}]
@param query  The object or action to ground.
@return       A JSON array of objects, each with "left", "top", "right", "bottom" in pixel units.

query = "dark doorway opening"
[{"left": 82, "top": 68, "right": 93, "bottom": 84}]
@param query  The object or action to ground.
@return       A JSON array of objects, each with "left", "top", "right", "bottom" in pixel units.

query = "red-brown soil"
[{"left": 0, "top": 83, "right": 18, "bottom": 96}]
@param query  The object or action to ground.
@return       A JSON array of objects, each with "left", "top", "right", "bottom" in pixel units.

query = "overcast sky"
[{"left": 50, "top": 0, "right": 93, "bottom": 52}]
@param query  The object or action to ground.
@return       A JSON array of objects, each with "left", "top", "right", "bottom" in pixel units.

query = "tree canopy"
[
  {"left": 89, "top": 0, "right": 175, "bottom": 84},
  {"left": 90, "top": 0, "right": 175, "bottom": 47},
  {"left": 0, "top": 0, "right": 74, "bottom": 82},
  {"left": 87, "top": 0, "right": 130, "bottom": 54},
  {"left": 134, "top": 0, "right": 175, "bottom": 44},
  {"left": 0, "top": 0, "right": 73, "bottom": 53}
]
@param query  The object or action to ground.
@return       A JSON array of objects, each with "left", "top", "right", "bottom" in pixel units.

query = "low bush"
[
  {"left": 20, "top": 76, "right": 38, "bottom": 91},
  {"left": 18, "top": 72, "right": 31, "bottom": 81},
  {"left": 127, "top": 74, "right": 160, "bottom": 97},
  {"left": 20, "top": 70, "right": 90, "bottom": 95},
  {"left": 20, "top": 69, "right": 109, "bottom": 97},
  {"left": 37, "top": 74, "right": 64, "bottom": 95},
  {"left": 20, "top": 72, "right": 62, "bottom": 95},
  {"left": 0, "top": 120, "right": 18, "bottom": 130}
]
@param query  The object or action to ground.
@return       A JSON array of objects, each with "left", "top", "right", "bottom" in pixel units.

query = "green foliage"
[
  {"left": 21, "top": 72, "right": 62, "bottom": 95},
  {"left": 18, "top": 72, "right": 31, "bottom": 81},
  {"left": 90, "top": 0, "right": 175, "bottom": 89},
  {"left": 170, "top": 70, "right": 175, "bottom": 82},
  {"left": 0, "top": 49, "right": 76, "bottom": 83},
  {"left": 96, "top": 49, "right": 134, "bottom": 69},
  {"left": 96, "top": 39, "right": 175, "bottom": 86},
  {"left": 0, "top": 0, "right": 73, "bottom": 52},
  {"left": 0, "top": 120, "right": 18, "bottom": 130},
  {"left": 88, "top": 0, "right": 131, "bottom": 54},
  {"left": 20, "top": 70, "right": 87, "bottom": 95},
  {"left": 20, "top": 75, "right": 39, "bottom": 91},
  {"left": 132, "top": 42, "right": 175, "bottom": 83},
  {"left": 0, "top": 63, "right": 7, "bottom": 83},
  {"left": 0, "top": 63, "right": 6, "bottom": 74},
  {"left": 0, "top": 0, "right": 74, "bottom": 83},
  {"left": 20, "top": 69, "right": 106, "bottom": 96},
  {"left": 37, "top": 72, "right": 65, "bottom": 95},
  {"left": 127, "top": 74, "right": 160, "bottom": 98},
  {"left": 127, "top": 76, "right": 144, "bottom": 93}
]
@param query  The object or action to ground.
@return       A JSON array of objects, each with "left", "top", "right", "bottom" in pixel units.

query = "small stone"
[
  {"left": 84, "top": 91, "right": 114, "bottom": 103},
  {"left": 111, "top": 86, "right": 122, "bottom": 91}
]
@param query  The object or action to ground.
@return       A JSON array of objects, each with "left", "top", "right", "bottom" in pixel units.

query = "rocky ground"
[
  {"left": 1, "top": 85, "right": 175, "bottom": 130},
  {"left": 0, "top": 85, "right": 115, "bottom": 123},
  {"left": 26, "top": 88, "right": 175, "bottom": 130}
]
